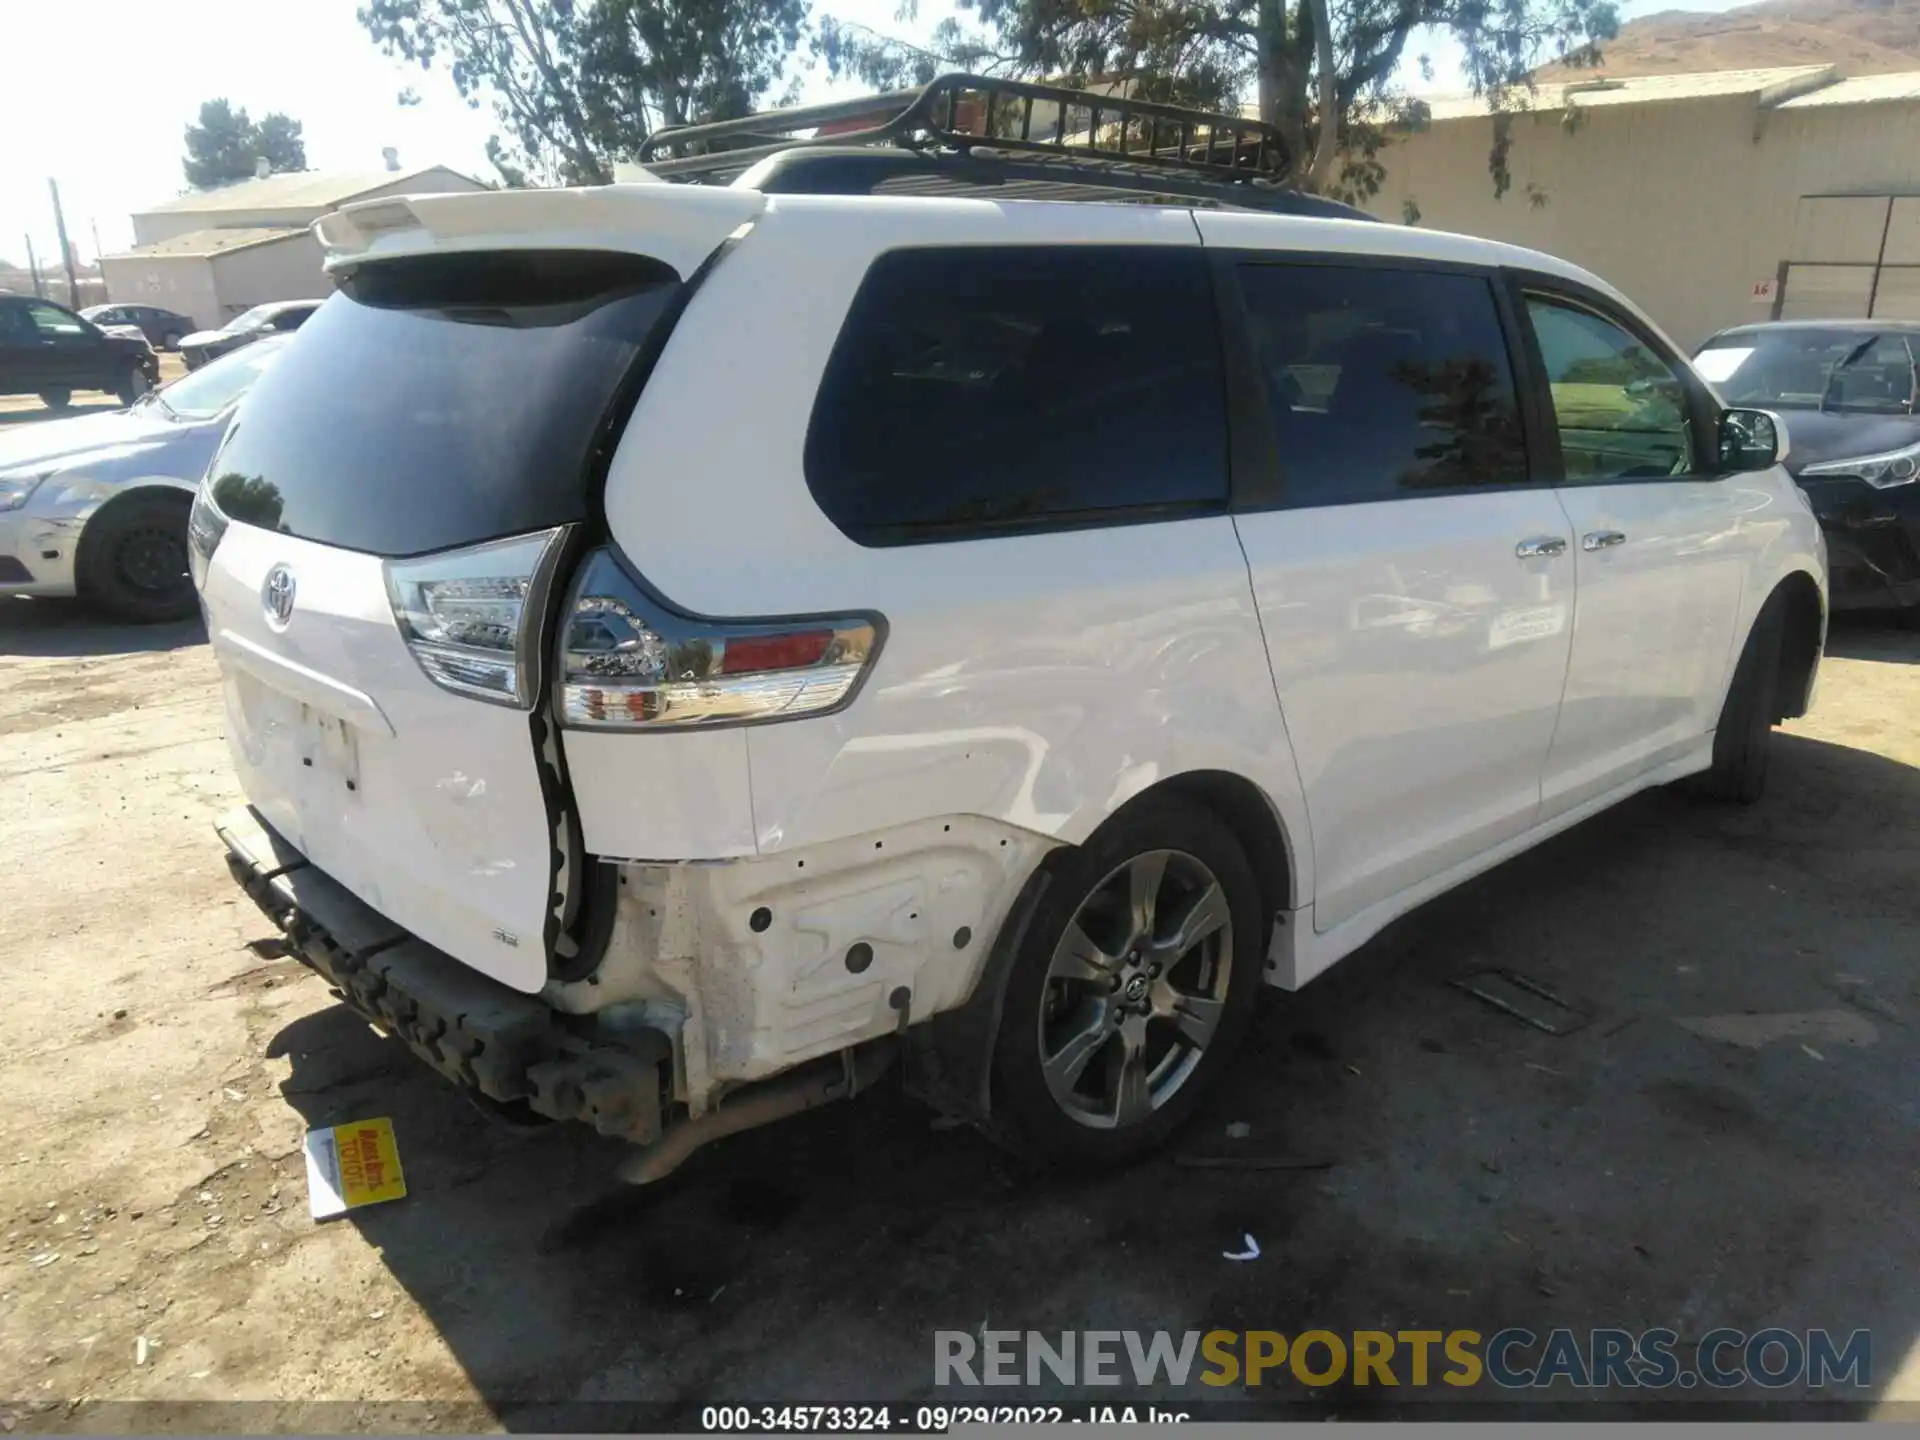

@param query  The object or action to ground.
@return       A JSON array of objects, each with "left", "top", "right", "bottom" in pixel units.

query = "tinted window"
[
  {"left": 804, "top": 246, "right": 1227, "bottom": 545},
  {"left": 209, "top": 251, "right": 683, "bottom": 557},
  {"left": 28, "top": 303, "right": 89, "bottom": 340},
  {"left": 1527, "top": 296, "right": 1692, "bottom": 481},
  {"left": 1697, "top": 327, "right": 1918, "bottom": 414},
  {"left": 227, "top": 305, "right": 276, "bottom": 332},
  {"left": 1237, "top": 265, "right": 1527, "bottom": 506},
  {"left": 157, "top": 337, "right": 284, "bottom": 419}
]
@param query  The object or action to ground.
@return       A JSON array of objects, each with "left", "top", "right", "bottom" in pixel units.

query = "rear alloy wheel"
[
  {"left": 76, "top": 494, "right": 197, "bottom": 623},
  {"left": 991, "top": 800, "right": 1265, "bottom": 1166},
  {"left": 116, "top": 366, "right": 152, "bottom": 407},
  {"left": 39, "top": 388, "right": 72, "bottom": 411}
]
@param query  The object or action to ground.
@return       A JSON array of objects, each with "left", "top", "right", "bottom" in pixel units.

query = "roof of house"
[
  {"left": 1775, "top": 71, "right": 1920, "bottom": 107},
  {"left": 106, "top": 227, "right": 309, "bottom": 260},
  {"left": 135, "top": 166, "right": 478, "bottom": 217},
  {"left": 1416, "top": 63, "right": 1839, "bottom": 121}
]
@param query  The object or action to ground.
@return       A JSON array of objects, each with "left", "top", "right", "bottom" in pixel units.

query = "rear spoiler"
[{"left": 313, "top": 184, "right": 765, "bottom": 281}]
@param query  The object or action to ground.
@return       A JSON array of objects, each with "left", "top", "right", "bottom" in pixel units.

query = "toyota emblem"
[{"left": 262, "top": 564, "right": 296, "bottom": 629}]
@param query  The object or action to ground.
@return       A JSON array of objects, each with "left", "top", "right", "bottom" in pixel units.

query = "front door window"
[
  {"left": 27, "top": 303, "right": 91, "bottom": 342},
  {"left": 1526, "top": 298, "right": 1693, "bottom": 482}
]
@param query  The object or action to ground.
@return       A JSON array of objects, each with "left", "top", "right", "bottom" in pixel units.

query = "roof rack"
[{"left": 634, "top": 72, "right": 1368, "bottom": 219}]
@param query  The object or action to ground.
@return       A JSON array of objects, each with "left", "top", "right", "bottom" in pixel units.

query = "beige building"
[
  {"left": 101, "top": 166, "right": 484, "bottom": 331},
  {"left": 1374, "top": 66, "right": 1920, "bottom": 349}
]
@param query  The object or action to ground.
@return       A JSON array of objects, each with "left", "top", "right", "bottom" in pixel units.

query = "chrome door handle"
[
  {"left": 1583, "top": 530, "right": 1628, "bottom": 551},
  {"left": 1515, "top": 536, "right": 1568, "bottom": 559}
]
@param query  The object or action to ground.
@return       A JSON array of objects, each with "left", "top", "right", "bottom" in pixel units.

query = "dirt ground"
[{"left": 0, "top": 594, "right": 1916, "bottom": 1430}]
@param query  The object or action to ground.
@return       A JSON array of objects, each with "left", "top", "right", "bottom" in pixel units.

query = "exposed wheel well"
[
  {"left": 911, "top": 773, "right": 1297, "bottom": 1127},
  {"left": 1770, "top": 571, "right": 1823, "bottom": 722},
  {"left": 1104, "top": 770, "right": 1295, "bottom": 945}
]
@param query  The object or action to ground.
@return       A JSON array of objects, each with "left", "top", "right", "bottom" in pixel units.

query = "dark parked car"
[
  {"left": 178, "top": 299, "right": 322, "bottom": 370},
  {"left": 0, "top": 295, "right": 161, "bottom": 410},
  {"left": 0, "top": 335, "right": 288, "bottom": 620},
  {"left": 80, "top": 303, "right": 198, "bottom": 351},
  {"left": 1696, "top": 320, "right": 1920, "bottom": 623}
]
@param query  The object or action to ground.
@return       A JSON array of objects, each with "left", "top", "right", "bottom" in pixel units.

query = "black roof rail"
[
  {"left": 633, "top": 72, "right": 1370, "bottom": 218},
  {"left": 726, "top": 146, "right": 1371, "bottom": 220}
]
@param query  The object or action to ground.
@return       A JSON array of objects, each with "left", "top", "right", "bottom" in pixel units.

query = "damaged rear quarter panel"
[{"left": 543, "top": 816, "right": 1055, "bottom": 1111}]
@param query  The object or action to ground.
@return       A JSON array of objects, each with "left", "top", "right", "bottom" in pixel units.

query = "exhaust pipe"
[{"left": 618, "top": 1041, "right": 896, "bottom": 1185}]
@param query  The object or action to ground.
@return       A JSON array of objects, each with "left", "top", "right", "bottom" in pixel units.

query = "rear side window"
[
  {"left": 208, "top": 251, "right": 682, "bottom": 557},
  {"left": 1237, "top": 264, "right": 1529, "bottom": 506},
  {"left": 804, "top": 246, "right": 1227, "bottom": 546}
]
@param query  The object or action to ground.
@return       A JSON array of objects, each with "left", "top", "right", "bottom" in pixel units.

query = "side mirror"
[{"left": 1718, "top": 408, "right": 1789, "bottom": 473}]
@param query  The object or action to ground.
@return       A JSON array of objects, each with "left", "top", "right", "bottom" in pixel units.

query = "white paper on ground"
[
  {"left": 304, "top": 1126, "right": 349, "bottom": 1220},
  {"left": 302, "top": 1116, "right": 408, "bottom": 1221}
]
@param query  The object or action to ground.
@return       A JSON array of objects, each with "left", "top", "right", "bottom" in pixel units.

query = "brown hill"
[{"left": 1539, "top": 0, "right": 1920, "bottom": 79}]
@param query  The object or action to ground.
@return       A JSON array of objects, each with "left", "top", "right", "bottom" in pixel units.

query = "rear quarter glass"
[
  {"left": 207, "top": 251, "right": 684, "bottom": 558},
  {"left": 802, "top": 244, "right": 1228, "bottom": 546}
]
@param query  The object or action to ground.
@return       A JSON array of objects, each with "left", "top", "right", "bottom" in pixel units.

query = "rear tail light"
[
  {"left": 385, "top": 527, "right": 568, "bottom": 708},
  {"left": 559, "top": 549, "right": 882, "bottom": 729},
  {"left": 187, "top": 485, "right": 228, "bottom": 592}
]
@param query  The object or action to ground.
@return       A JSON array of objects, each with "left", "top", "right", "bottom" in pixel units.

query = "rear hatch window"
[{"left": 208, "top": 250, "right": 682, "bottom": 557}]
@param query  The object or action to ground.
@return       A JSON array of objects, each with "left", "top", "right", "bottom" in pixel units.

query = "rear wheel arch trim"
[
  {"left": 1134, "top": 769, "right": 1298, "bottom": 925},
  {"left": 1050, "top": 770, "right": 1300, "bottom": 961},
  {"left": 1055, "top": 766, "right": 1307, "bottom": 916},
  {"left": 904, "top": 769, "right": 1298, "bottom": 1125}
]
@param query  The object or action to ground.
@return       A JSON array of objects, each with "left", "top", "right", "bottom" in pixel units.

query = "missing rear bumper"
[{"left": 218, "top": 805, "right": 672, "bottom": 1144}]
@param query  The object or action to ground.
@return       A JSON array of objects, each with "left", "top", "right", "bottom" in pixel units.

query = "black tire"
[
  {"left": 161, "top": 331, "right": 184, "bottom": 351},
  {"left": 39, "top": 388, "right": 72, "bottom": 411},
  {"left": 1691, "top": 599, "right": 1785, "bottom": 804},
  {"left": 75, "top": 493, "right": 197, "bottom": 623},
  {"left": 116, "top": 365, "right": 152, "bottom": 407},
  {"left": 989, "top": 798, "right": 1266, "bottom": 1168}
]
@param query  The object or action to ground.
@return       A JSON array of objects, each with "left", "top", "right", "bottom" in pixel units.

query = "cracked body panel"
[{"left": 545, "top": 817, "right": 1057, "bottom": 1112}]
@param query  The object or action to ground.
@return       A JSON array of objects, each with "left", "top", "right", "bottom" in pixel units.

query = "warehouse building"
[
  {"left": 1376, "top": 66, "right": 1920, "bottom": 348},
  {"left": 100, "top": 164, "right": 483, "bottom": 332}
]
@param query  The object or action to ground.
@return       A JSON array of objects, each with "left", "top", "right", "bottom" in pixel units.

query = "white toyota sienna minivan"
[{"left": 202, "top": 76, "right": 1827, "bottom": 1181}]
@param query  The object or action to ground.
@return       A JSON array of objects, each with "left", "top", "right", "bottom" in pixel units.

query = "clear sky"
[{"left": 0, "top": 0, "right": 1748, "bottom": 272}]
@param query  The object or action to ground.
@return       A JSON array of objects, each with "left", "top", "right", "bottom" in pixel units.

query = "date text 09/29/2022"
[{"left": 700, "top": 1406, "right": 1189, "bottom": 1431}]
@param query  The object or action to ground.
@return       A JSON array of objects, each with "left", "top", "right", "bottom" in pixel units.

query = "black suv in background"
[
  {"left": 81, "top": 303, "right": 197, "bottom": 351},
  {"left": 0, "top": 296, "right": 161, "bottom": 409},
  {"left": 1696, "top": 320, "right": 1920, "bottom": 623}
]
